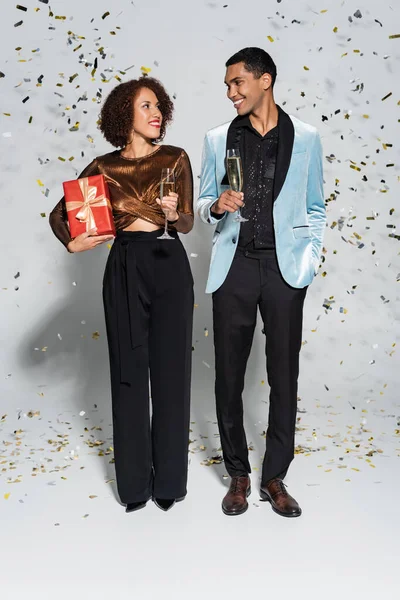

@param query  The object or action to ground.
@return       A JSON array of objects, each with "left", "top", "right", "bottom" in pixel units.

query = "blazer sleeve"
[
  {"left": 306, "top": 132, "right": 326, "bottom": 273},
  {"left": 197, "top": 133, "right": 227, "bottom": 226}
]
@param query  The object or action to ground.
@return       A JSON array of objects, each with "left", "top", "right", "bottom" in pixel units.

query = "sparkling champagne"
[
  {"left": 160, "top": 181, "right": 175, "bottom": 201},
  {"left": 227, "top": 156, "right": 243, "bottom": 192}
]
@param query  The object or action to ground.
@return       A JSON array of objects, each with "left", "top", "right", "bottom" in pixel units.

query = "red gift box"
[{"left": 63, "top": 174, "right": 115, "bottom": 238}]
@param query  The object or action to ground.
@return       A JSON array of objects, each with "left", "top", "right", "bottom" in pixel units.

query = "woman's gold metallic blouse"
[{"left": 49, "top": 145, "right": 194, "bottom": 249}]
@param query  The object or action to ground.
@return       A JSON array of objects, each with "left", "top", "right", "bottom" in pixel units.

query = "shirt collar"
[{"left": 231, "top": 112, "right": 279, "bottom": 137}]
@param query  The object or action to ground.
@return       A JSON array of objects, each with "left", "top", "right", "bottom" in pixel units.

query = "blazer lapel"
[
  {"left": 219, "top": 107, "right": 294, "bottom": 195},
  {"left": 273, "top": 105, "right": 294, "bottom": 201},
  {"left": 221, "top": 116, "right": 243, "bottom": 185}
]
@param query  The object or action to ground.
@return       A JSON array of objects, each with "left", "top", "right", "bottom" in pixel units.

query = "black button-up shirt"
[{"left": 236, "top": 116, "right": 279, "bottom": 250}]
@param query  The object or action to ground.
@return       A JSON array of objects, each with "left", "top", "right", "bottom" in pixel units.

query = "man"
[{"left": 197, "top": 47, "right": 326, "bottom": 517}]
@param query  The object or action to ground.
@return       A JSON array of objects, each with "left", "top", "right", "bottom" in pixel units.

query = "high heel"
[
  {"left": 125, "top": 500, "right": 147, "bottom": 513},
  {"left": 153, "top": 496, "right": 185, "bottom": 512},
  {"left": 153, "top": 498, "right": 176, "bottom": 511}
]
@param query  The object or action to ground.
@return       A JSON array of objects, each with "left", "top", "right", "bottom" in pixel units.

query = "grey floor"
[{"left": 1, "top": 372, "right": 398, "bottom": 599}]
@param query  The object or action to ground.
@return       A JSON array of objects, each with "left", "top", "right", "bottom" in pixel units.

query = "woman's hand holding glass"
[{"left": 156, "top": 192, "right": 179, "bottom": 222}]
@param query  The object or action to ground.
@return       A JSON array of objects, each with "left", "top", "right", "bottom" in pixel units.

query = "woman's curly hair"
[{"left": 99, "top": 77, "right": 174, "bottom": 148}]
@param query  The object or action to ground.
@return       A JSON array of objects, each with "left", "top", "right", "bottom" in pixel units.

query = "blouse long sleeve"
[
  {"left": 171, "top": 150, "right": 194, "bottom": 234},
  {"left": 49, "top": 158, "right": 100, "bottom": 250}
]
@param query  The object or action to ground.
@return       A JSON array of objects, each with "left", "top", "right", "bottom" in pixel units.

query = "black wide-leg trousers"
[
  {"left": 212, "top": 248, "right": 307, "bottom": 484},
  {"left": 102, "top": 230, "right": 194, "bottom": 504}
]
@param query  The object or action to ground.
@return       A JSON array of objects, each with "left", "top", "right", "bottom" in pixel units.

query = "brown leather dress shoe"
[
  {"left": 260, "top": 478, "right": 302, "bottom": 518},
  {"left": 222, "top": 476, "right": 251, "bottom": 516}
]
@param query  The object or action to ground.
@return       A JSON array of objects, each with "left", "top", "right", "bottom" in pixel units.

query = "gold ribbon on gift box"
[{"left": 65, "top": 177, "right": 111, "bottom": 231}]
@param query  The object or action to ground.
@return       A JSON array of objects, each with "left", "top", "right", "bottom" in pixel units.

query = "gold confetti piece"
[
  {"left": 353, "top": 49, "right": 360, "bottom": 53},
  {"left": 92, "top": 331, "right": 100, "bottom": 340},
  {"left": 58, "top": 157, "right": 66, "bottom": 162},
  {"left": 341, "top": 52, "right": 348, "bottom": 58},
  {"left": 36, "top": 179, "right": 44, "bottom": 187},
  {"left": 389, "top": 34, "right": 400, "bottom": 39},
  {"left": 333, "top": 27, "right": 338, "bottom": 33},
  {"left": 320, "top": 9, "right": 328, "bottom": 13},
  {"left": 27, "top": 411, "right": 40, "bottom": 418},
  {"left": 363, "top": 114, "right": 370, "bottom": 119},
  {"left": 141, "top": 66, "right": 152, "bottom": 74},
  {"left": 89, "top": 495, "right": 97, "bottom": 499},
  {"left": 55, "top": 15, "right": 66, "bottom": 20},
  {"left": 303, "top": 66, "right": 309, "bottom": 71},
  {"left": 267, "top": 36, "right": 274, "bottom": 42},
  {"left": 102, "top": 11, "right": 110, "bottom": 19}
]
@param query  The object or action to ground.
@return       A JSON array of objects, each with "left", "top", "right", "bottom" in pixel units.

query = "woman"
[{"left": 49, "top": 77, "right": 194, "bottom": 513}]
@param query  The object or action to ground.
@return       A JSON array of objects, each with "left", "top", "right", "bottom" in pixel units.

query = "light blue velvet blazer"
[{"left": 197, "top": 107, "right": 326, "bottom": 293}]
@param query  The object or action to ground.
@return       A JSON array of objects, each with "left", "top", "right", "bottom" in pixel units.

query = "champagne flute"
[
  {"left": 157, "top": 168, "right": 176, "bottom": 240},
  {"left": 226, "top": 148, "right": 248, "bottom": 223}
]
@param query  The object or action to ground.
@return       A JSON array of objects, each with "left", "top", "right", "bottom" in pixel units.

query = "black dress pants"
[
  {"left": 212, "top": 247, "right": 307, "bottom": 484},
  {"left": 102, "top": 230, "right": 194, "bottom": 504}
]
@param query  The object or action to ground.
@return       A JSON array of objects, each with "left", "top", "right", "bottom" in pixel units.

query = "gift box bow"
[{"left": 65, "top": 177, "right": 111, "bottom": 231}]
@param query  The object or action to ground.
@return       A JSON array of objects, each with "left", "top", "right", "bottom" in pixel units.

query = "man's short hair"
[{"left": 226, "top": 47, "right": 277, "bottom": 87}]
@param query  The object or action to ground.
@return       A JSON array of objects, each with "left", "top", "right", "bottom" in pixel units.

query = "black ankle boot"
[{"left": 125, "top": 500, "right": 147, "bottom": 513}]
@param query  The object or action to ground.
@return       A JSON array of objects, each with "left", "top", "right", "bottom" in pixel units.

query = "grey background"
[{"left": 1, "top": 0, "right": 399, "bottom": 444}]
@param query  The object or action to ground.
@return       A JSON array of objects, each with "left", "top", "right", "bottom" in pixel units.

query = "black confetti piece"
[
  {"left": 16, "top": 5, "right": 27, "bottom": 11},
  {"left": 14, "top": 20, "right": 23, "bottom": 27},
  {"left": 22, "top": 96, "right": 29, "bottom": 103},
  {"left": 354, "top": 9, "right": 362, "bottom": 18},
  {"left": 375, "top": 19, "right": 383, "bottom": 27}
]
